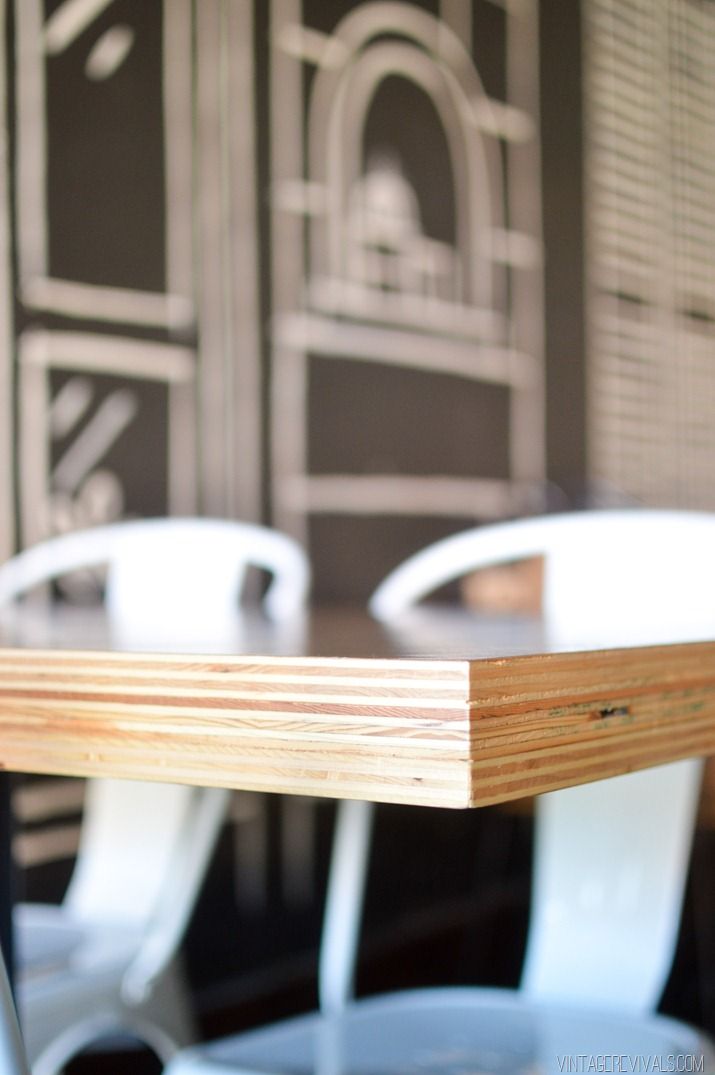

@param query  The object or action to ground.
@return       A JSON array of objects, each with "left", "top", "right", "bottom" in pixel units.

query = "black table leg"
[{"left": 0, "top": 774, "right": 13, "bottom": 984}]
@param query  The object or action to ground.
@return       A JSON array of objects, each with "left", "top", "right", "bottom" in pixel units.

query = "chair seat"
[
  {"left": 15, "top": 903, "right": 140, "bottom": 983},
  {"left": 166, "top": 988, "right": 715, "bottom": 1075},
  {"left": 14, "top": 900, "right": 192, "bottom": 1068}
]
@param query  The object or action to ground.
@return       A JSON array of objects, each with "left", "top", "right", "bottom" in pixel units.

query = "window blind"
[{"left": 585, "top": 0, "right": 715, "bottom": 507}]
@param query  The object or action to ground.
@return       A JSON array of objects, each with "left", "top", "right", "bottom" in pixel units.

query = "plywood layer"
[
  {"left": 0, "top": 642, "right": 714, "bottom": 808},
  {"left": 467, "top": 643, "right": 715, "bottom": 805}
]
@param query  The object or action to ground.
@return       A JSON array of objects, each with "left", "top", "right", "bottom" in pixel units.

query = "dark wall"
[{"left": 5, "top": 0, "right": 584, "bottom": 599}]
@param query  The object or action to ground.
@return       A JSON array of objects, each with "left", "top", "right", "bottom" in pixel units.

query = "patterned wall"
[
  {"left": 13, "top": 1, "right": 200, "bottom": 563},
  {"left": 8, "top": 2, "right": 715, "bottom": 594},
  {"left": 0, "top": 0, "right": 545, "bottom": 599},
  {"left": 585, "top": 0, "right": 715, "bottom": 509},
  {"left": 268, "top": 0, "right": 544, "bottom": 597}
]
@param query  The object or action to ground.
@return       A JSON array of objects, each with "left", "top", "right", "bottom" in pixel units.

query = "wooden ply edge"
[
  {"left": 468, "top": 718, "right": 715, "bottom": 805},
  {"left": 468, "top": 740, "right": 715, "bottom": 808},
  {"left": 466, "top": 640, "right": 715, "bottom": 693},
  {"left": 0, "top": 646, "right": 472, "bottom": 679},
  {"left": 0, "top": 748, "right": 473, "bottom": 809},
  {"left": 465, "top": 641, "right": 715, "bottom": 805}
]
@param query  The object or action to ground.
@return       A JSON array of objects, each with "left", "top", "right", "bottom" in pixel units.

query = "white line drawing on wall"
[
  {"left": 49, "top": 376, "right": 94, "bottom": 439},
  {"left": 284, "top": 473, "right": 524, "bottom": 518},
  {"left": 51, "top": 386, "right": 139, "bottom": 495},
  {"left": 18, "top": 330, "right": 196, "bottom": 549},
  {"left": 270, "top": 0, "right": 544, "bottom": 545},
  {"left": 20, "top": 278, "right": 194, "bottom": 331},
  {"left": 196, "top": 0, "right": 262, "bottom": 521},
  {"left": 15, "top": 0, "right": 195, "bottom": 330},
  {"left": 43, "top": 0, "right": 116, "bottom": 53},
  {"left": 13, "top": 0, "right": 201, "bottom": 543},
  {"left": 84, "top": 23, "right": 135, "bottom": 79},
  {"left": 50, "top": 379, "right": 139, "bottom": 598},
  {"left": 45, "top": 0, "right": 135, "bottom": 80}
]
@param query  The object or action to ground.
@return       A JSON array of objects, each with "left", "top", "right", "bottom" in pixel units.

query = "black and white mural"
[
  {"left": 1, "top": 0, "right": 544, "bottom": 598},
  {"left": 12, "top": 1, "right": 199, "bottom": 561},
  {"left": 268, "top": 0, "right": 544, "bottom": 595}
]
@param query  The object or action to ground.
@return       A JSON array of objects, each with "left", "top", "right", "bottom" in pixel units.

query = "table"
[
  {"left": 1, "top": 604, "right": 714, "bottom": 1073},
  {"left": 0, "top": 605, "right": 714, "bottom": 809}
]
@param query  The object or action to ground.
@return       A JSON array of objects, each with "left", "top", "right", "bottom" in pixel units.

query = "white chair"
[
  {"left": 0, "top": 517, "right": 310, "bottom": 650},
  {"left": 0, "top": 517, "right": 310, "bottom": 1075},
  {"left": 165, "top": 510, "right": 715, "bottom": 1074}
]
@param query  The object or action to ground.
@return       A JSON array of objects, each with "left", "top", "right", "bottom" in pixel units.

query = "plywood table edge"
[
  {"left": 0, "top": 647, "right": 474, "bottom": 809},
  {"left": 466, "top": 641, "right": 715, "bottom": 806},
  {"left": 2, "top": 642, "right": 715, "bottom": 809}
]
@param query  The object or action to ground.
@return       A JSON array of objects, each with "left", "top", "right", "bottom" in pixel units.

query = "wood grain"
[{"left": 0, "top": 639, "right": 714, "bottom": 808}]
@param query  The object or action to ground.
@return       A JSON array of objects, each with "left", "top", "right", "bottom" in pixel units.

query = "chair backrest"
[
  {"left": 369, "top": 510, "right": 715, "bottom": 1014},
  {"left": 0, "top": 518, "right": 309, "bottom": 648},
  {"left": 64, "top": 779, "right": 206, "bottom": 924},
  {"left": 0, "top": 517, "right": 311, "bottom": 997},
  {"left": 370, "top": 509, "right": 715, "bottom": 648},
  {"left": 520, "top": 758, "right": 702, "bottom": 1013},
  {"left": 61, "top": 777, "right": 233, "bottom": 1005}
]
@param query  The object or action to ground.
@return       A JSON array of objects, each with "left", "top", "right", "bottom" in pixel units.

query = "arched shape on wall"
[
  {"left": 307, "top": 1, "right": 504, "bottom": 312},
  {"left": 326, "top": 43, "right": 488, "bottom": 304}
]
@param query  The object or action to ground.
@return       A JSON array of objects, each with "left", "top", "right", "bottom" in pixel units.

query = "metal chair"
[
  {"left": 165, "top": 510, "right": 715, "bottom": 1074},
  {"left": 0, "top": 517, "right": 310, "bottom": 1075}
]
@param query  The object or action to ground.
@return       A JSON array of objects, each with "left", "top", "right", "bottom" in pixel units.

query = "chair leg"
[
  {"left": 232, "top": 792, "right": 269, "bottom": 912},
  {"left": 136, "top": 959, "right": 198, "bottom": 1054},
  {"left": 319, "top": 799, "right": 375, "bottom": 1014},
  {"left": 281, "top": 796, "right": 317, "bottom": 907},
  {"left": 0, "top": 957, "right": 29, "bottom": 1075}
]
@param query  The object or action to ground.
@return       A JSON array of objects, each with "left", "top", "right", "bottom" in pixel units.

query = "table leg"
[
  {"left": 0, "top": 774, "right": 12, "bottom": 978},
  {"left": 0, "top": 774, "right": 27, "bottom": 1074}
]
